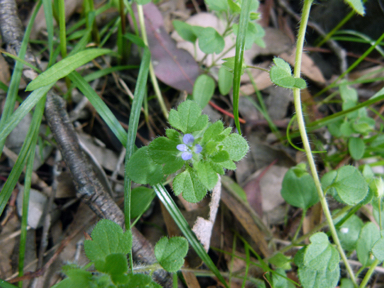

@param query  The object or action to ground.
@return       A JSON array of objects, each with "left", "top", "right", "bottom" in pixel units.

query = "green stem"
[
  {"left": 292, "top": 209, "right": 306, "bottom": 242},
  {"left": 292, "top": 0, "right": 357, "bottom": 286},
  {"left": 137, "top": 5, "right": 169, "bottom": 119},
  {"left": 359, "top": 259, "right": 379, "bottom": 288},
  {"left": 378, "top": 199, "right": 382, "bottom": 230}
]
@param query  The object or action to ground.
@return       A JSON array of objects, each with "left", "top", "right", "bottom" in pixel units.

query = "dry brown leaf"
[{"left": 0, "top": 217, "right": 18, "bottom": 278}]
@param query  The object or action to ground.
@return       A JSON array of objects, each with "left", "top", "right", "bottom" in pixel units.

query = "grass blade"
[
  {"left": 0, "top": 84, "right": 53, "bottom": 145},
  {"left": 154, "top": 183, "right": 229, "bottom": 288},
  {"left": 232, "top": 0, "right": 252, "bottom": 134},
  {"left": 0, "top": 0, "right": 42, "bottom": 156},
  {"left": 26, "top": 48, "right": 112, "bottom": 91},
  {"left": 42, "top": 0, "right": 54, "bottom": 66},
  {"left": 67, "top": 71, "right": 127, "bottom": 147},
  {"left": 0, "top": 96, "right": 46, "bottom": 217}
]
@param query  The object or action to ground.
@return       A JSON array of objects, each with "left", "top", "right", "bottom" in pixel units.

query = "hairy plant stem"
[
  {"left": 359, "top": 259, "right": 379, "bottom": 288},
  {"left": 137, "top": 5, "right": 169, "bottom": 119},
  {"left": 292, "top": 0, "right": 357, "bottom": 286}
]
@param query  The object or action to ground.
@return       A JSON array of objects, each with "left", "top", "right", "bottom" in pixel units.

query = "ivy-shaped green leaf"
[
  {"left": 193, "top": 74, "right": 215, "bottom": 109},
  {"left": 281, "top": 165, "right": 319, "bottom": 210},
  {"left": 329, "top": 166, "right": 368, "bottom": 205},
  {"left": 154, "top": 237, "right": 188, "bottom": 272},
  {"left": 84, "top": 219, "right": 132, "bottom": 263},
  {"left": 356, "top": 222, "right": 380, "bottom": 267},
  {"left": 198, "top": 27, "right": 225, "bottom": 54},
  {"left": 168, "top": 100, "right": 208, "bottom": 133},
  {"left": 222, "top": 133, "right": 249, "bottom": 161},
  {"left": 126, "top": 147, "right": 164, "bottom": 185},
  {"left": 173, "top": 168, "right": 207, "bottom": 203},
  {"left": 269, "top": 57, "right": 306, "bottom": 89},
  {"left": 304, "top": 233, "right": 340, "bottom": 271},
  {"left": 94, "top": 253, "right": 128, "bottom": 284}
]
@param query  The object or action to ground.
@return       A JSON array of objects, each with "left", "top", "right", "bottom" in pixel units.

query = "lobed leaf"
[
  {"left": 173, "top": 168, "right": 207, "bottom": 203},
  {"left": 168, "top": 100, "right": 208, "bottom": 133},
  {"left": 222, "top": 133, "right": 249, "bottom": 161},
  {"left": 84, "top": 219, "right": 132, "bottom": 263},
  {"left": 194, "top": 161, "right": 219, "bottom": 190},
  {"left": 154, "top": 237, "right": 188, "bottom": 272}
]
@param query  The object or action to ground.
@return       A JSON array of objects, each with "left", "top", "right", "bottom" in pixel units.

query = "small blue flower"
[{"left": 176, "top": 134, "right": 202, "bottom": 160}]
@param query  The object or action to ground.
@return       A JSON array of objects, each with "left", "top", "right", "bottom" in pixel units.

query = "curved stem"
[
  {"left": 359, "top": 259, "right": 379, "bottom": 288},
  {"left": 292, "top": 209, "right": 306, "bottom": 242},
  {"left": 292, "top": 0, "right": 357, "bottom": 286}
]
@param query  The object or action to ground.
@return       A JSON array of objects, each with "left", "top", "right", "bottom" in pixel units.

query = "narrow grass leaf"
[
  {"left": 0, "top": 96, "right": 46, "bottom": 217},
  {"left": 26, "top": 48, "right": 112, "bottom": 91},
  {"left": 42, "top": 0, "right": 54, "bottom": 66},
  {"left": 0, "top": 0, "right": 42, "bottom": 155},
  {"left": 0, "top": 84, "right": 53, "bottom": 145},
  {"left": 67, "top": 71, "right": 127, "bottom": 147},
  {"left": 154, "top": 183, "right": 228, "bottom": 288},
  {"left": 232, "top": 0, "right": 252, "bottom": 134}
]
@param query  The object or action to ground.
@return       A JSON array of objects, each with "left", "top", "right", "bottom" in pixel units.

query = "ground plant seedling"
[{"left": 1, "top": 0, "right": 384, "bottom": 287}]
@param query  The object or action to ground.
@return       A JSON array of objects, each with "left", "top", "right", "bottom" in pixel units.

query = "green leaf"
[
  {"left": 121, "top": 274, "right": 161, "bottom": 288},
  {"left": 269, "top": 252, "right": 292, "bottom": 270},
  {"left": 297, "top": 265, "right": 340, "bottom": 288},
  {"left": 294, "top": 247, "right": 340, "bottom": 288},
  {"left": 329, "top": 166, "right": 368, "bottom": 205},
  {"left": 222, "top": 56, "right": 247, "bottom": 74},
  {"left": 194, "top": 161, "right": 219, "bottom": 190},
  {"left": 271, "top": 268, "right": 290, "bottom": 288},
  {"left": 84, "top": 219, "right": 132, "bottom": 263},
  {"left": 344, "top": 0, "right": 365, "bottom": 15},
  {"left": 269, "top": 57, "right": 306, "bottom": 89},
  {"left": 356, "top": 222, "right": 380, "bottom": 267},
  {"left": 304, "top": 233, "right": 340, "bottom": 271},
  {"left": 52, "top": 268, "right": 92, "bottom": 288},
  {"left": 193, "top": 74, "right": 215, "bottom": 109},
  {"left": 165, "top": 129, "right": 180, "bottom": 141},
  {"left": 205, "top": 0, "right": 229, "bottom": 11},
  {"left": 348, "top": 137, "right": 365, "bottom": 160},
  {"left": 148, "top": 137, "right": 180, "bottom": 164},
  {"left": 155, "top": 236, "right": 188, "bottom": 272},
  {"left": 281, "top": 166, "right": 319, "bottom": 210},
  {"left": 131, "top": 187, "right": 156, "bottom": 219},
  {"left": 198, "top": 27, "right": 225, "bottom": 54},
  {"left": 173, "top": 20, "right": 199, "bottom": 43},
  {"left": 211, "top": 150, "right": 230, "bottom": 163},
  {"left": 352, "top": 117, "right": 375, "bottom": 134},
  {"left": 340, "top": 278, "right": 355, "bottom": 288},
  {"left": 222, "top": 133, "right": 249, "bottom": 161},
  {"left": 372, "top": 235, "right": 384, "bottom": 262},
  {"left": 173, "top": 168, "right": 207, "bottom": 203},
  {"left": 126, "top": 147, "right": 164, "bottom": 185},
  {"left": 168, "top": 100, "right": 208, "bottom": 133},
  {"left": 95, "top": 253, "right": 128, "bottom": 284},
  {"left": 26, "top": 48, "right": 112, "bottom": 91},
  {"left": 202, "top": 121, "right": 224, "bottom": 145},
  {"left": 227, "top": 0, "right": 241, "bottom": 13},
  {"left": 218, "top": 66, "right": 233, "bottom": 95},
  {"left": 336, "top": 214, "right": 364, "bottom": 251},
  {"left": 232, "top": 22, "right": 265, "bottom": 50},
  {"left": 340, "top": 83, "right": 358, "bottom": 103}
]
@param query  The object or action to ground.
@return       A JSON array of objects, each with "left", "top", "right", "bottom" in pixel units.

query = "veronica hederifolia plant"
[{"left": 126, "top": 100, "right": 249, "bottom": 203}]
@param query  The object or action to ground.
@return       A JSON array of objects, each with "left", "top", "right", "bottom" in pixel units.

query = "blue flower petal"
[
  {"left": 183, "top": 134, "right": 194, "bottom": 146},
  {"left": 181, "top": 152, "right": 193, "bottom": 160},
  {"left": 195, "top": 144, "right": 202, "bottom": 154},
  {"left": 177, "top": 144, "right": 188, "bottom": 152}
]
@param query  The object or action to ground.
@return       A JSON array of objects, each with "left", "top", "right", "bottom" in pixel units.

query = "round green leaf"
[
  {"left": 356, "top": 222, "right": 380, "bottom": 267},
  {"left": 126, "top": 147, "right": 164, "bottom": 185},
  {"left": 281, "top": 167, "right": 319, "bottom": 210},
  {"left": 154, "top": 237, "right": 188, "bottom": 272},
  {"left": 330, "top": 166, "right": 368, "bottom": 205},
  {"left": 222, "top": 133, "right": 249, "bottom": 161},
  {"left": 348, "top": 137, "right": 365, "bottom": 160},
  {"left": 218, "top": 66, "right": 233, "bottom": 95},
  {"left": 172, "top": 20, "right": 198, "bottom": 43},
  {"left": 198, "top": 27, "right": 225, "bottom": 54},
  {"left": 193, "top": 74, "right": 215, "bottom": 109},
  {"left": 372, "top": 236, "right": 384, "bottom": 262},
  {"left": 336, "top": 214, "right": 364, "bottom": 251}
]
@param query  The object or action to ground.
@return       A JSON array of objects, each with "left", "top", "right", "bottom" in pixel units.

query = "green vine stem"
[
  {"left": 292, "top": 0, "right": 357, "bottom": 286},
  {"left": 359, "top": 259, "right": 379, "bottom": 288}
]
